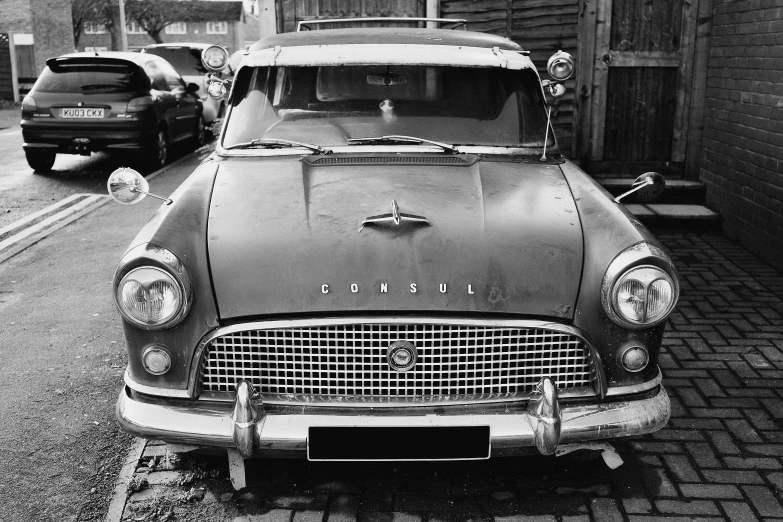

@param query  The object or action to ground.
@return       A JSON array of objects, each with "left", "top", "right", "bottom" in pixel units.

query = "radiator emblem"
[{"left": 387, "top": 341, "right": 417, "bottom": 372}]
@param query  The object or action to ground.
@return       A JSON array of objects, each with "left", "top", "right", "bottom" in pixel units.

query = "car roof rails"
[{"left": 297, "top": 17, "right": 468, "bottom": 31}]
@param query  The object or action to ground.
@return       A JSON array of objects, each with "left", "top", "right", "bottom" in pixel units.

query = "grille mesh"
[{"left": 199, "top": 323, "right": 594, "bottom": 399}]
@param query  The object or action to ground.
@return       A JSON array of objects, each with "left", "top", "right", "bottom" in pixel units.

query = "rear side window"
[
  {"left": 143, "top": 47, "right": 206, "bottom": 76},
  {"left": 35, "top": 63, "right": 150, "bottom": 94}
]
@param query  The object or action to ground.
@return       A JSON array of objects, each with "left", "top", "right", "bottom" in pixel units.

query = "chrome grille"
[{"left": 199, "top": 322, "right": 594, "bottom": 399}]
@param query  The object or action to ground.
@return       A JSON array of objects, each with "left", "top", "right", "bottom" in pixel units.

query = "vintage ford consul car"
[{"left": 108, "top": 18, "right": 678, "bottom": 486}]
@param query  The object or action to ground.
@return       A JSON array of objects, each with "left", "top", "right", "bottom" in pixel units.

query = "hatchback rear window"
[
  {"left": 143, "top": 47, "right": 206, "bottom": 76},
  {"left": 36, "top": 63, "right": 150, "bottom": 94}
]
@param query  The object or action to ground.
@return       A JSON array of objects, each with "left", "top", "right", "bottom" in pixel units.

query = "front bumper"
[{"left": 117, "top": 378, "right": 670, "bottom": 459}]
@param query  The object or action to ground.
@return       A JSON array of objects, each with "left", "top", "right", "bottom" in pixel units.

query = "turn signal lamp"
[
  {"left": 547, "top": 51, "right": 575, "bottom": 81},
  {"left": 620, "top": 346, "right": 649, "bottom": 372},
  {"left": 142, "top": 345, "right": 172, "bottom": 375}
]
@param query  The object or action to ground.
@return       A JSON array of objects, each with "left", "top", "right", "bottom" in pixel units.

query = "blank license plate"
[
  {"left": 61, "top": 108, "right": 104, "bottom": 118},
  {"left": 307, "top": 426, "right": 490, "bottom": 461}
]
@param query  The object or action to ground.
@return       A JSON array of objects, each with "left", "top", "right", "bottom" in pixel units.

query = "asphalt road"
[{"left": 0, "top": 122, "right": 211, "bottom": 521}]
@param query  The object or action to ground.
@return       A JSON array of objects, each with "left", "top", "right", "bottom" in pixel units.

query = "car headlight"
[
  {"left": 613, "top": 266, "right": 675, "bottom": 324},
  {"left": 116, "top": 266, "right": 188, "bottom": 329},
  {"left": 602, "top": 242, "right": 679, "bottom": 329}
]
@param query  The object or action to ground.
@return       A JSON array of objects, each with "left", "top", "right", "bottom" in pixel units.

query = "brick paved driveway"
[{"left": 122, "top": 230, "right": 783, "bottom": 522}]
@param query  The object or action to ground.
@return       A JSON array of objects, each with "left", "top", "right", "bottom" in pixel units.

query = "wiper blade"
[
  {"left": 347, "top": 135, "right": 460, "bottom": 154},
  {"left": 80, "top": 84, "right": 120, "bottom": 91},
  {"left": 225, "top": 138, "right": 331, "bottom": 154}
]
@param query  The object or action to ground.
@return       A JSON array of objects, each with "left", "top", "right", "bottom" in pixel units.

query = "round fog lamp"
[
  {"left": 621, "top": 346, "right": 649, "bottom": 372},
  {"left": 547, "top": 51, "right": 575, "bottom": 81},
  {"left": 201, "top": 45, "right": 229, "bottom": 72},
  {"left": 142, "top": 346, "right": 172, "bottom": 375}
]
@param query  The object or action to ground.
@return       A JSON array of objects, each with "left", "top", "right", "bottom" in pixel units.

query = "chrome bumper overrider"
[{"left": 117, "top": 377, "right": 670, "bottom": 459}]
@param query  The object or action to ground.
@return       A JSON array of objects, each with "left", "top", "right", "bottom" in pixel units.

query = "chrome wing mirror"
[
  {"left": 107, "top": 168, "right": 172, "bottom": 205},
  {"left": 614, "top": 172, "right": 666, "bottom": 203}
]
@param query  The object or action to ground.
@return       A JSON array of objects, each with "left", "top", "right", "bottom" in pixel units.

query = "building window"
[
  {"left": 126, "top": 21, "right": 146, "bottom": 34},
  {"left": 206, "top": 21, "right": 228, "bottom": 34},
  {"left": 165, "top": 22, "right": 187, "bottom": 35},
  {"left": 83, "top": 22, "right": 106, "bottom": 35}
]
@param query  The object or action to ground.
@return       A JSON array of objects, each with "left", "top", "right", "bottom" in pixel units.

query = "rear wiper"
[
  {"left": 347, "top": 135, "right": 460, "bottom": 154},
  {"left": 224, "top": 138, "right": 331, "bottom": 154}
]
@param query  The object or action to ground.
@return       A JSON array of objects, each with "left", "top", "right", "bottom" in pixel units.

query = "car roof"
[
  {"left": 46, "top": 51, "right": 165, "bottom": 68},
  {"left": 239, "top": 27, "right": 533, "bottom": 71},
  {"left": 249, "top": 27, "right": 524, "bottom": 52}
]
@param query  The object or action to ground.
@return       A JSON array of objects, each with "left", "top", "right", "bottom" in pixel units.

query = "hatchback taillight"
[
  {"left": 126, "top": 96, "right": 154, "bottom": 113},
  {"left": 21, "top": 96, "right": 37, "bottom": 112}
]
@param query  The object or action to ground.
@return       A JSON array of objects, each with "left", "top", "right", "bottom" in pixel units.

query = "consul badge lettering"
[{"left": 320, "top": 283, "right": 477, "bottom": 294}]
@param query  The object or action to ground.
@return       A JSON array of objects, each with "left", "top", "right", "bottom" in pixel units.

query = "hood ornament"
[{"left": 359, "top": 199, "right": 431, "bottom": 232}]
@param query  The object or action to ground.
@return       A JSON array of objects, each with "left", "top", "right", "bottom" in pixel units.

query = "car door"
[
  {"left": 158, "top": 59, "right": 198, "bottom": 141},
  {"left": 142, "top": 60, "right": 178, "bottom": 139}
]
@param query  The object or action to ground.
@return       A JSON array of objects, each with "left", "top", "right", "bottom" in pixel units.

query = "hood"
[{"left": 207, "top": 155, "right": 583, "bottom": 319}]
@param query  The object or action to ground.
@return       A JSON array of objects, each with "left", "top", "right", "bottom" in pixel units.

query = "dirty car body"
[{"left": 113, "top": 24, "right": 678, "bottom": 462}]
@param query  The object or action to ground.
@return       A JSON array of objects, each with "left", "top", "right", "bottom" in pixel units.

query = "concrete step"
[
  {"left": 596, "top": 177, "right": 721, "bottom": 228},
  {"left": 625, "top": 203, "right": 721, "bottom": 229}
]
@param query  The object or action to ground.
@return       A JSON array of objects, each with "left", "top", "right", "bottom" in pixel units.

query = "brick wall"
[{"left": 699, "top": 0, "right": 783, "bottom": 269}]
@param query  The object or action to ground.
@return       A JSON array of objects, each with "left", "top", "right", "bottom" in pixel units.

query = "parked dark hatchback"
[{"left": 21, "top": 52, "right": 205, "bottom": 172}]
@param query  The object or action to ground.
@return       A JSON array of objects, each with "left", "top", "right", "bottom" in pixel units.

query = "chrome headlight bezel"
[
  {"left": 114, "top": 244, "right": 192, "bottom": 330},
  {"left": 601, "top": 242, "right": 680, "bottom": 329}
]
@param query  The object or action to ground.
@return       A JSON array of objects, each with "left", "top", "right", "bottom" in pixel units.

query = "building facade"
[{"left": 77, "top": 2, "right": 259, "bottom": 54}]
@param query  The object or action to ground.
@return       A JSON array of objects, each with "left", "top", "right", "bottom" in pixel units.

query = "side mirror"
[
  {"left": 614, "top": 172, "right": 666, "bottom": 203},
  {"left": 186, "top": 82, "right": 200, "bottom": 94},
  {"left": 107, "top": 167, "right": 172, "bottom": 205}
]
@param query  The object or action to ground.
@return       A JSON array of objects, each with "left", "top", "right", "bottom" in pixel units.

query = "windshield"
[
  {"left": 221, "top": 65, "right": 551, "bottom": 151},
  {"left": 36, "top": 63, "right": 150, "bottom": 94}
]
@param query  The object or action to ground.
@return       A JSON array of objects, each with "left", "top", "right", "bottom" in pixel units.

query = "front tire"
[{"left": 25, "top": 150, "right": 56, "bottom": 173}]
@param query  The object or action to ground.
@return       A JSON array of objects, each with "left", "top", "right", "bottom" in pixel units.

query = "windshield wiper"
[
  {"left": 347, "top": 135, "right": 460, "bottom": 154},
  {"left": 225, "top": 138, "right": 331, "bottom": 154}
]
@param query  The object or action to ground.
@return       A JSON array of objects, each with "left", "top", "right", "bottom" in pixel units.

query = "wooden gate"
[
  {"left": 0, "top": 34, "right": 14, "bottom": 101},
  {"left": 279, "top": 0, "right": 426, "bottom": 33},
  {"left": 575, "top": 0, "right": 700, "bottom": 177}
]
